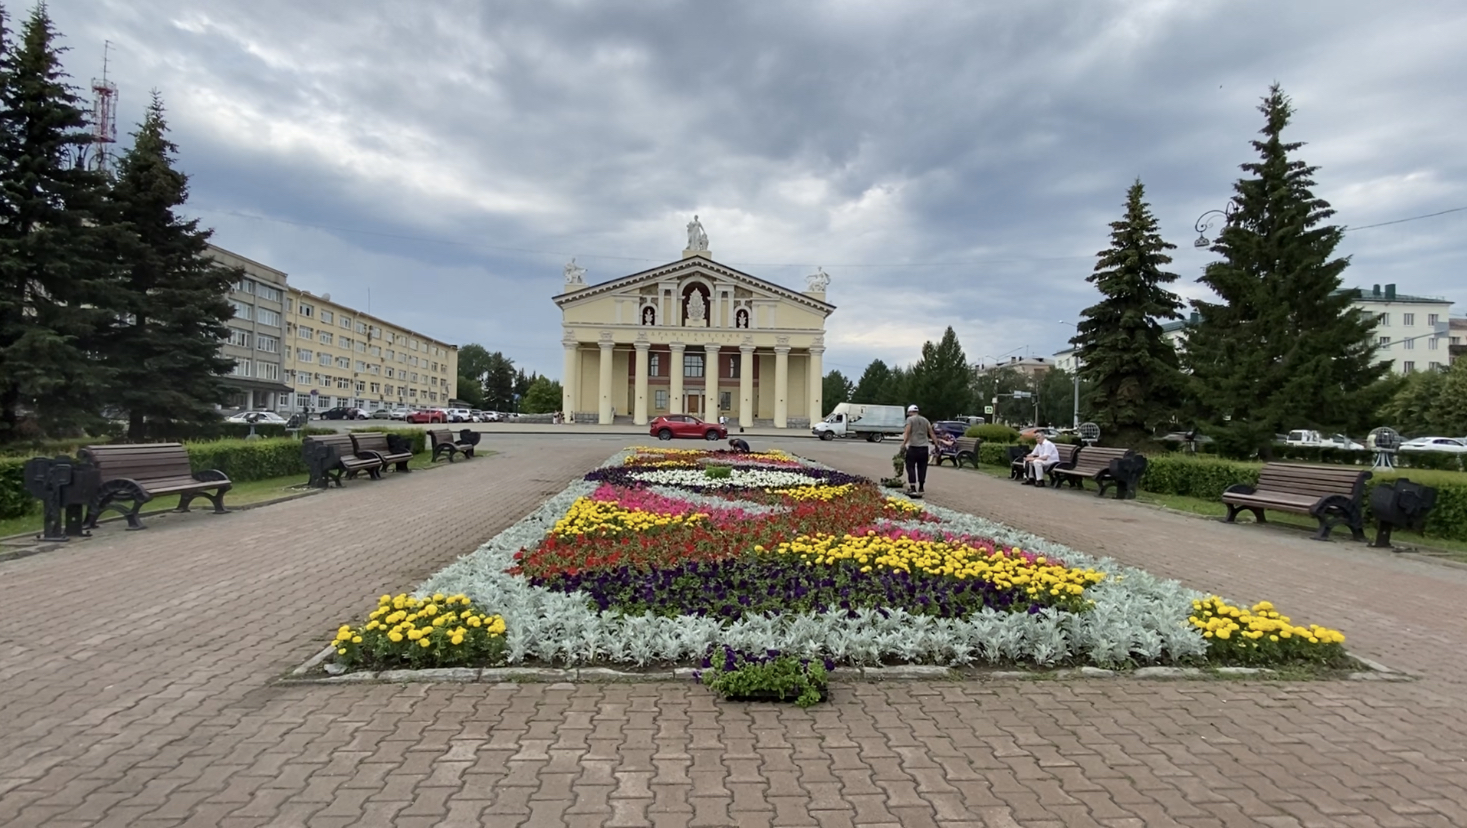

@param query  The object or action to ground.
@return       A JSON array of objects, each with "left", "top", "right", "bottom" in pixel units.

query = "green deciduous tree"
[
  {"left": 1182, "top": 85, "right": 1387, "bottom": 458},
  {"left": 1071, "top": 180, "right": 1186, "bottom": 445},
  {"left": 482, "top": 351, "right": 517, "bottom": 411},
  {"left": 1427, "top": 360, "right": 1467, "bottom": 436},
  {"left": 0, "top": 6, "right": 114, "bottom": 441},
  {"left": 521, "top": 376, "right": 563, "bottom": 414},
  {"left": 102, "top": 94, "right": 238, "bottom": 440},
  {"left": 457, "top": 343, "right": 492, "bottom": 386},
  {"left": 850, "top": 360, "right": 891, "bottom": 404},
  {"left": 1380, "top": 370, "right": 1442, "bottom": 436},
  {"left": 821, "top": 370, "right": 852, "bottom": 414},
  {"left": 909, "top": 327, "right": 971, "bottom": 419}
]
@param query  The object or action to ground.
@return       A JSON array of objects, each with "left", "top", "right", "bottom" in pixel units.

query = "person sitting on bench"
[
  {"left": 728, "top": 437, "right": 751, "bottom": 453},
  {"left": 1022, "top": 432, "right": 1061, "bottom": 487}
]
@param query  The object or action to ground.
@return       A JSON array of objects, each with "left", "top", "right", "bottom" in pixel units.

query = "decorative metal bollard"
[
  {"left": 302, "top": 439, "right": 340, "bottom": 489},
  {"left": 1369, "top": 478, "right": 1437, "bottom": 550},
  {"left": 22, "top": 455, "right": 101, "bottom": 542}
]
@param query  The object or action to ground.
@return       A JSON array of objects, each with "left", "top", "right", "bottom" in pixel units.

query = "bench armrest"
[
  {"left": 356, "top": 449, "right": 388, "bottom": 464},
  {"left": 192, "top": 469, "right": 230, "bottom": 485},
  {"left": 1222, "top": 483, "right": 1256, "bottom": 496}
]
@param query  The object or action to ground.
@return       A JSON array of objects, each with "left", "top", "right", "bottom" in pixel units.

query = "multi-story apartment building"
[
  {"left": 210, "top": 245, "right": 291, "bottom": 411},
  {"left": 1051, "top": 285, "right": 1454, "bottom": 375},
  {"left": 282, "top": 289, "right": 458, "bottom": 414}
]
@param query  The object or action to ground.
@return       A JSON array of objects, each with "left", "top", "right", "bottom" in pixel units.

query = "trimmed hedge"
[
  {"left": 979, "top": 442, "right": 1021, "bottom": 467},
  {"left": 968, "top": 424, "right": 1019, "bottom": 442}
]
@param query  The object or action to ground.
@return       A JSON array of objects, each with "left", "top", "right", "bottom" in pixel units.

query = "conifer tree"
[
  {"left": 851, "top": 360, "right": 892, "bottom": 404},
  {"left": 1182, "top": 85, "right": 1386, "bottom": 458},
  {"left": 103, "top": 93, "right": 237, "bottom": 439},
  {"left": 1070, "top": 180, "right": 1185, "bottom": 445},
  {"left": 909, "top": 327, "right": 971, "bottom": 419},
  {"left": 0, "top": 5, "right": 114, "bottom": 440}
]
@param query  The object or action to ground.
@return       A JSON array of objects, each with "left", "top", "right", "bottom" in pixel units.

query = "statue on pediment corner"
[
  {"left": 563, "top": 258, "right": 586, "bottom": 284},
  {"left": 806, "top": 266, "right": 830, "bottom": 292}
]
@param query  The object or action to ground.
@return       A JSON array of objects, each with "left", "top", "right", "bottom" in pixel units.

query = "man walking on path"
[{"left": 901, "top": 404, "right": 938, "bottom": 497}]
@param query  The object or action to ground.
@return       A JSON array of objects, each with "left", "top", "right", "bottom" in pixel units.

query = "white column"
[
  {"left": 669, "top": 342, "right": 685, "bottom": 414},
  {"left": 704, "top": 344, "right": 721, "bottom": 422},
  {"left": 633, "top": 341, "right": 650, "bottom": 425},
  {"left": 597, "top": 339, "right": 614, "bottom": 425},
  {"left": 808, "top": 343, "right": 824, "bottom": 424},
  {"left": 739, "top": 344, "right": 755, "bottom": 428},
  {"left": 561, "top": 335, "right": 579, "bottom": 421},
  {"left": 774, "top": 344, "right": 790, "bottom": 428}
]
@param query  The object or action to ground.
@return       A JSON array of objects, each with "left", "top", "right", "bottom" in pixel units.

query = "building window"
[
  {"left": 298, "top": 348, "right": 313, "bottom": 361},
  {"left": 285, "top": 298, "right": 293, "bottom": 313},
  {"left": 355, "top": 380, "right": 365, "bottom": 393},
  {"left": 720, "top": 391, "right": 731, "bottom": 412},
  {"left": 228, "top": 328, "right": 251, "bottom": 348},
  {"left": 410, "top": 372, "right": 419, "bottom": 382},
  {"left": 233, "top": 279, "right": 254, "bottom": 295},
  {"left": 318, "top": 353, "right": 331, "bottom": 366},
  {"left": 655, "top": 390, "right": 668, "bottom": 410},
  {"left": 256, "top": 308, "right": 281, "bottom": 327},
  {"left": 1429, "top": 338, "right": 1438, "bottom": 350},
  {"left": 1377, "top": 313, "right": 1389, "bottom": 326},
  {"left": 355, "top": 342, "right": 365, "bottom": 353},
  {"left": 336, "top": 376, "right": 350, "bottom": 389},
  {"left": 1378, "top": 336, "right": 1391, "bottom": 346},
  {"left": 256, "top": 334, "right": 279, "bottom": 353},
  {"left": 336, "top": 356, "right": 350, "bottom": 369},
  {"left": 386, "top": 368, "right": 395, "bottom": 378},
  {"left": 318, "top": 374, "right": 329, "bottom": 387},
  {"left": 231, "top": 359, "right": 253, "bottom": 377},
  {"left": 1429, "top": 313, "right": 1439, "bottom": 326},
  {"left": 1403, "top": 313, "right": 1415, "bottom": 326},
  {"left": 257, "top": 285, "right": 281, "bottom": 302},
  {"left": 355, "top": 360, "right": 367, "bottom": 371},
  {"left": 1403, "top": 338, "right": 1414, "bottom": 350},
  {"left": 299, "top": 303, "right": 314, "bottom": 318},
  {"left": 1453, "top": 336, "right": 1462, "bottom": 345},
  {"left": 370, "top": 365, "right": 380, "bottom": 375},
  {"left": 319, "top": 332, "right": 333, "bottom": 345},
  {"left": 370, "top": 382, "right": 380, "bottom": 393},
  {"left": 1430, "top": 362, "right": 1442, "bottom": 371},
  {"left": 1403, "top": 361, "right": 1415, "bottom": 373},
  {"left": 684, "top": 354, "right": 704, "bottom": 378},
  {"left": 340, "top": 337, "right": 353, "bottom": 350},
  {"left": 728, "top": 357, "right": 740, "bottom": 379},
  {"left": 258, "top": 361, "right": 280, "bottom": 381},
  {"left": 298, "top": 326, "right": 313, "bottom": 339},
  {"left": 321, "top": 310, "right": 333, "bottom": 324},
  {"left": 229, "top": 300, "right": 252, "bottom": 321},
  {"left": 649, "top": 354, "right": 661, "bottom": 377},
  {"left": 356, "top": 322, "right": 367, "bottom": 334}
]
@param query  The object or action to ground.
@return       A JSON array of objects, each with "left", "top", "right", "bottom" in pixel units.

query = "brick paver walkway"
[{"left": 1, "top": 436, "right": 1465, "bottom": 827}]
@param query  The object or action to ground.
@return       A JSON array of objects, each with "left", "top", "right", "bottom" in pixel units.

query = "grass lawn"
[
  {"left": 0, "top": 449, "right": 493, "bottom": 541},
  {"left": 964, "top": 463, "right": 1467, "bottom": 564}
]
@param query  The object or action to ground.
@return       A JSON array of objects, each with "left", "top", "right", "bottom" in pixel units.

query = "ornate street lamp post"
[{"left": 1193, "top": 199, "right": 1242, "bottom": 248}]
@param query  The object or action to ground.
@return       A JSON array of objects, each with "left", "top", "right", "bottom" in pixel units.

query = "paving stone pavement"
[{"left": 1, "top": 435, "right": 1465, "bottom": 827}]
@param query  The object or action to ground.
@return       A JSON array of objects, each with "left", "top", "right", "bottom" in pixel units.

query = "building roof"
[
  {"left": 289, "top": 286, "right": 459, "bottom": 350},
  {"left": 553, "top": 255, "right": 836, "bottom": 314},
  {"left": 1337, "top": 287, "right": 1452, "bottom": 305}
]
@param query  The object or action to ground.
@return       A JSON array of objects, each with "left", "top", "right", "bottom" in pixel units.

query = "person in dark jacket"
[{"left": 728, "top": 438, "right": 751, "bottom": 453}]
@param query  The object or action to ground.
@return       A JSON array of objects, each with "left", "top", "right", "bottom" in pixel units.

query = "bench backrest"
[
  {"left": 351, "top": 432, "right": 391, "bottom": 454},
  {"left": 82, "top": 443, "right": 193, "bottom": 483},
  {"left": 1055, "top": 444, "right": 1081, "bottom": 465},
  {"left": 1256, "top": 463, "right": 1369, "bottom": 500},
  {"left": 954, "top": 437, "right": 978, "bottom": 453},
  {"left": 428, "top": 429, "right": 458, "bottom": 446},
  {"left": 306, "top": 433, "right": 360, "bottom": 457},
  {"left": 1071, "top": 445, "right": 1131, "bottom": 472}
]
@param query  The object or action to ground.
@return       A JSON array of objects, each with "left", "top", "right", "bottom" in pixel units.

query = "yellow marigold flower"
[
  {"left": 450, "top": 635, "right": 464, "bottom": 646},
  {"left": 337, "top": 648, "right": 347, "bottom": 655},
  {"left": 351, "top": 636, "right": 363, "bottom": 644},
  {"left": 388, "top": 632, "right": 403, "bottom": 643},
  {"left": 419, "top": 638, "right": 432, "bottom": 648}
]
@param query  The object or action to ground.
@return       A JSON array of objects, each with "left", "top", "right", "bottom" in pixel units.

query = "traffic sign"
[
  {"left": 1011, "top": 391, "right": 1032, "bottom": 399},
  {"left": 983, "top": 405, "right": 994, "bottom": 414}
]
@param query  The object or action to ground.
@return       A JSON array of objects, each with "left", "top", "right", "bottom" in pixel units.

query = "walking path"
[{"left": 0, "top": 436, "right": 1463, "bottom": 827}]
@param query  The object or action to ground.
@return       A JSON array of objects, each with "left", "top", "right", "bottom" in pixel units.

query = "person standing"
[
  {"left": 900, "top": 404, "right": 938, "bottom": 496},
  {"left": 1023, "top": 432, "right": 1062, "bottom": 487}
]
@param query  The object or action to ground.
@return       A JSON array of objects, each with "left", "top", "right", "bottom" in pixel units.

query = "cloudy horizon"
[{"left": 51, "top": 0, "right": 1467, "bottom": 381}]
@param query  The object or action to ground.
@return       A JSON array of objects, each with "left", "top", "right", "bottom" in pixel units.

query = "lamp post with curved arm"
[{"left": 1193, "top": 198, "right": 1242, "bottom": 248}]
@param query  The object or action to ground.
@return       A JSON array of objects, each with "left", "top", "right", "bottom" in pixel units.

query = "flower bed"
[{"left": 327, "top": 447, "right": 1350, "bottom": 674}]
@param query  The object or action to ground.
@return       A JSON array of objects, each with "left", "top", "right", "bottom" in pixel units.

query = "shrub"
[
  {"left": 0, "top": 458, "right": 31, "bottom": 520},
  {"left": 349, "top": 427, "right": 427, "bottom": 454},
  {"left": 186, "top": 438, "right": 309, "bottom": 482},
  {"left": 969, "top": 423, "right": 1018, "bottom": 442},
  {"left": 698, "top": 646, "right": 830, "bottom": 708},
  {"left": 333, "top": 593, "right": 508, "bottom": 670},
  {"left": 1140, "top": 456, "right": 1258, "bottom": 501},
  {"left": 978, "top": 442, "right": 1020, "bottom": 467},
  {"left": 704, "top": 464, "right": 733, "bottom": 480}
]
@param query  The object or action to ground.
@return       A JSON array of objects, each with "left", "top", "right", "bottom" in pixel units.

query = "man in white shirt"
[{"left": 1022, "top": 432, "right": 1061, "bottom": 487}]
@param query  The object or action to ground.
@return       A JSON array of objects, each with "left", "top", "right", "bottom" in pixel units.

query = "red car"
[
  {"left": 650, "top": 414, "right": 727, "bottom": 442},
  {"left": 405, "top": 409, "right": 447, "bottom": 424}
]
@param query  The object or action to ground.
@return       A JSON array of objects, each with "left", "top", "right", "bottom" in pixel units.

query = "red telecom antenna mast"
[{"left": 88, "top": 41, "right": 118, "bottom": 172}]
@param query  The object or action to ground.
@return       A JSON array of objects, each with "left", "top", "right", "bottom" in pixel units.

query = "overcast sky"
[{"left": 54, "top": 0, "right": 1467, "bottom": 380}]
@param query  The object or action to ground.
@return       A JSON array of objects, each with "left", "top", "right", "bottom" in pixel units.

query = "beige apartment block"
[
  {"left": 553, "top": 228, "right": 834, "bottom": 428},
  {"left": 282, "top": 288, "right": 459, "bottom": 414},
  {"left": 210, "top": 244, "right": 292, "bottom": 411}
]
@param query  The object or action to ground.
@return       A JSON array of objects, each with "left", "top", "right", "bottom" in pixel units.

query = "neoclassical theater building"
[{"left": 554, "top": 219, "right": 834, "bottom": 428}]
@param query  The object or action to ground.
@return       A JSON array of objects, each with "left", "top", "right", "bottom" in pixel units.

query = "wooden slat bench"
[
  {"left": 350, "top": 432, "right": 414, "bottom": 474},
  {"left": 78, "top": 443, "right": 232, "bottom": 530},
  {"left": 1222, "top": 463, "right": 1371, "bottom": 541},
  {"left": 1011, "top": 443, "right": 1080, "bottom": 482},
  {"left": 1052, "top": 445, "right": 1147, "bottom": 499},
  {"left": 933, "top": 437, "right": 980, "bottom": 468},
  {"left": 303, "top": 433, "right": 385, "bottom": 488},
  {"left": 429, "top": 429, "right": 476, "bottom": 463}
]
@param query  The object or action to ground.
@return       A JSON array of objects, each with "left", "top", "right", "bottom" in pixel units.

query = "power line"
[{"left": 192, "top": 201, "right": 1467, "bottom": 270}]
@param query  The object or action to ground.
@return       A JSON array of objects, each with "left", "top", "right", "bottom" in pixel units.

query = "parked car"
[
  {"left": 1399, "top": 436, "right": 1467, "bottom": 454},
  {"left": 321, "top": 406, "right": 368, "bottom": 420},
  {"left": 226, "top": 410, "right": 287, "bottom": 424},
  {"left": 1284, "top": 430, "right": 1364, "bottom": 450},
  {"left": 369, "top": 409, "right": 393, "bottom": 419},
  {"left": 387, "top": 408, "right": 409, "bottom": 420},
  {"left": 933, "top": 420, "right": 970, "bottom": 439},
  {"left": 469, "top": 409, "right": 485, "bottom": 422},
  {"left": 1019, "top": 427, "right": 1060, "bottom": 440},
  {"left": 444, "top": 408, "right": 473, "bottom": 423},
  {"left": 405, "top": 409, "right": 447, "bottom": 424},
  {"left": 650, "top": 414, "right": 727, "bottom": 441}
]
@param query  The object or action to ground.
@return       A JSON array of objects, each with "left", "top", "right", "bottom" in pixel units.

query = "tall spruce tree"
[
  {"left": 0, "top": 6, "right": 114, "bottom": 441},
  {"left": 1070, "top": 180, "right": 1185, "bottom": 445},
  {"left": 850, "top": 360, "right": 892, "bottom": 404},
  {"left": 909, "top": 327, "right": 971, "bottom": 419},
  {"left": 1182, "top": 85, "right": 1386, "bottom": 458},
  {"left": 103, "top": 94, "right": 237, "bottom": 440}
]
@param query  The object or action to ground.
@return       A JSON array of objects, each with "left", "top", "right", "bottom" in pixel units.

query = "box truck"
[{"left": 811, "top": 403, "right": 908, "bottom": 442}]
